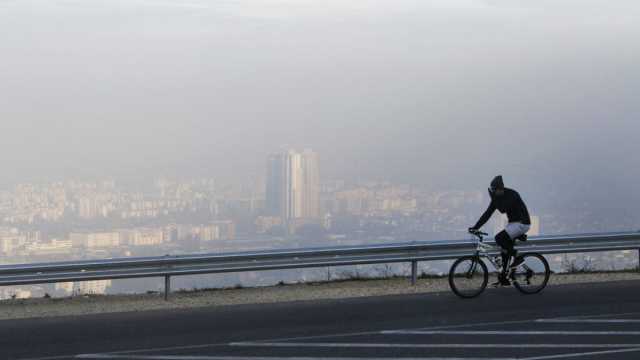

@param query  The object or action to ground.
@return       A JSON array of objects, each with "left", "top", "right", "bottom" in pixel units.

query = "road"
[{"left": 4, "top": 279, "right": 640, "bottom": 360}]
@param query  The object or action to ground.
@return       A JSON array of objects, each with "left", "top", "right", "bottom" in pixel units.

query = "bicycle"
[{"left": 448, "top": 229, "right": 550, "bottom": 298}]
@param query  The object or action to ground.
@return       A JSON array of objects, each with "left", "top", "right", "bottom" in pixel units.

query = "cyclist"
[{"left": 469, "top": 175, "right": 531, "bottom": 285}]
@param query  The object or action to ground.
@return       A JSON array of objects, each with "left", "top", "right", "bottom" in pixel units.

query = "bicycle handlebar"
[{"left": 468, "top": 229, "right": 489, "bottom": 237}]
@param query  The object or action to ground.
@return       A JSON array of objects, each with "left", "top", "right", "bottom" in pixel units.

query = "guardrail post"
[
  {"left": 411, "top": 261, "right": 418, "bottom": 286},
  {"left": 164, "top": 275, "right": 171, "bottom": 301}
]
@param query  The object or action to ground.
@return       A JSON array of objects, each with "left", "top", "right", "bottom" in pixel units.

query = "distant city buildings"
[
  {"left": 0, "top": 178, "right": 241, "bottom": 263},
  {"left": 55, "top": 280, "right": 112, "bottom": 296},
  {"left": 255, "top": 216, "right": 283, "bottom": 234},
  {"left": 324, "top": 184, "right": 419, "bottom": 217},
  {"left": 0, "top": 160, "right": 635, "bottom": 299},
  {"left": 191, "top": 221, "right": 236, "bottom": 241},
  {"left": 0, "top": 227, "right": 25, "bottom": 254},
  {"left": 70, "top": 232, "right": 121, "bottom": 249},
  {"left": 25, "top": 239, "right": 72, "bottom": 256}
]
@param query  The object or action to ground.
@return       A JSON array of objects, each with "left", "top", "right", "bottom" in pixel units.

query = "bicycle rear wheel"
[
  {"left": 449, "top": 256, "right": 488, "bottom": 299},
  {"left": 512, "top": 253, "right": 550, "bottom": 294}
]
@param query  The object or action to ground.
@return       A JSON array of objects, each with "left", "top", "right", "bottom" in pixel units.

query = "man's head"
[{"left": 489, "top": 175, "right": 505, "bottom": 196}]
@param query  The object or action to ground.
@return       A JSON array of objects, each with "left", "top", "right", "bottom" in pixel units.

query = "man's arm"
[{"left": 473, "top": 202, "right": 496, "bottom": 230}]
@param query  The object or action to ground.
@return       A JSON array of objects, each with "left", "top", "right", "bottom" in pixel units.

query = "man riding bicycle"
[{"left": 469, "top": 175, "right": 531, "bottom": 286}]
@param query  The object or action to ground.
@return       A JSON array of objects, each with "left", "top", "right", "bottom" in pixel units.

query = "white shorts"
[{"left": 504, "top": 222, "right": 530, "bottom": 240}]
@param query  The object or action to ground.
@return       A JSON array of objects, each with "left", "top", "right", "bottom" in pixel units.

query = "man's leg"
[
  {"left": 504, "top": 223, "right": 530, "bottom": 268},
  {"left": 495, "top": 230, "right": 515, "bottom": 265},
  {"left": 494, "top": 230, "right": 514, "bottom": 285}
]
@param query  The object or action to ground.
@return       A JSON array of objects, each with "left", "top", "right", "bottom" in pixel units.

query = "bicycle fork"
[{"left": 466, "top": 254, "right": 481, "bottom": 277}]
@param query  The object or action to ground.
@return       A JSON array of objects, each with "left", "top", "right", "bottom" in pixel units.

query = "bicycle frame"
[
  {"left": 472, "top": 233, "right": 536, "bottom": 279},
  {"left": 473, "top": 234, "right": 504, "bottom": 272}
]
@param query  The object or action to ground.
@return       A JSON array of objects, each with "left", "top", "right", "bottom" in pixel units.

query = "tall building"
[
  {"left": 266, "top": 149, "right": 320, "bottom": 222},
  {"left": 300, "top": 149, "right": 320, "bottom": 219}
]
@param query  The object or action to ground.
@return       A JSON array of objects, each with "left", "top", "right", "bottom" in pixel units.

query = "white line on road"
[
  {"left": 75, "top": 342, "right": 230, "bottom": 356},
  {"left": 385, "top": 319, "right": 539, "bottom": 333},
  {"left": 540, "top": 312, "right": 640, "bottom": 321},
  {"left": 230, "top": 342, "right": 640, "bottom": 349},
  {"left": 387, "top": 312, "right": 640, "bottom": 334},
  {"left": 536, "top": 319, "right": 640, "bottom": 323},
  {"left": 383, "top": 330, "right": 640, "bottom": 335},
  {"left": 17, "top": 356, "right": 77, "bottom": 360},
  {"left": 18, "top": 341, "right": 235, "bottom": 360},
  {"left": 567, "top": 311, "right": 640, "bottom": 319},
  {"left": 522, "top": 346, "right": 640, "bottom": 360},
  {"left": 76, "top": 355, "right": 516, "bottom": 360}
]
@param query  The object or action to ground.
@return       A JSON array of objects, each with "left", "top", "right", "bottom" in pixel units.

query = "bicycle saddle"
[{"left": 514, "top": 234, "right": 528, "bottom": 242}]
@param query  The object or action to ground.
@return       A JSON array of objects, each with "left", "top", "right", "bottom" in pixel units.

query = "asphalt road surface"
[{"left": 4, "top": 280, "right": 640, "bottom": 360}]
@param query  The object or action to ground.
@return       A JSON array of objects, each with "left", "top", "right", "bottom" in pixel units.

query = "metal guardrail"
[{"left": 1, "top": 231, "right": 639, "bottom": 300}]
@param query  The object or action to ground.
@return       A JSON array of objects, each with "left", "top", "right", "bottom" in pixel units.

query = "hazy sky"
[{"left": 1, "top": 0, "right": 639, "bottom": 208}]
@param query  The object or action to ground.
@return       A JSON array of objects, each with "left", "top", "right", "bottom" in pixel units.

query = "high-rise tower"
[
  {"left": 265, "top": 149, "right": 320, "bottom": 222},
  {"left": 300, "top": 149, "right": 319, "bottom": 219}
]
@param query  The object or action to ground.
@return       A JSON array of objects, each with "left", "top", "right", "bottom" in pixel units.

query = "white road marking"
[
  {"left": 536, "top": 319, "right": 640, "bottom": 323},
  {"left": 19, "top": 341, "right": 233, "bottom": 360},
  {"left": 392, "top": 312, "right": 640, "bottom": 333},
  {"left": 386, "top": 319, "right": 538, "bottom": 333},
  {"left": 230, "top": 342, "right": 640, "bottom": 349},
  {"left": 239, "top": 330, "right": 380, "bottom": 344},
  {"left": 522, "top": 346, "right": 640, "bottom": 360},
  {"left": 73, "top": 342, "right": 230, "bottom": 356},
  {"left": 17, "top": 356, "right": 77, "bottom": 360},
  {"left": 383, "top": 330, "right": 640, "bottom": 335},
  {"left": 540, "top": 312, "right": 640, "bottom": 321},
  {"left": 76, "top": 356, "right": 515, "bottom": 360},
  {"left": 78, "top": 329, "right": 384, "bottom": 357}
]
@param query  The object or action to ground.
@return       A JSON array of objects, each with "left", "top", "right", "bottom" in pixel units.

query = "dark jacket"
[{"left": 473, "top": 187, "right": 531, "bottom": 229}]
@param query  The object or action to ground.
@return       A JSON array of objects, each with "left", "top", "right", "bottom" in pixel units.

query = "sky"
[{"left": 0, "top": 0, "right": 639, "bottom": 211}]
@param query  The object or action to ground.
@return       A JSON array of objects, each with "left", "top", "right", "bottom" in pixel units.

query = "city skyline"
[{"left": 1, "top": 164, "right": 638, "bottom": 299}]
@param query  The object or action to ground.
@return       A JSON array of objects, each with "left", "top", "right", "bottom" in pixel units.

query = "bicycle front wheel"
[
  {"left": 449, "top": 256, "right": 488, "bottom": 299},
  {"left": 512, "top": 253, "right": 550, "bottom": 294}
]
